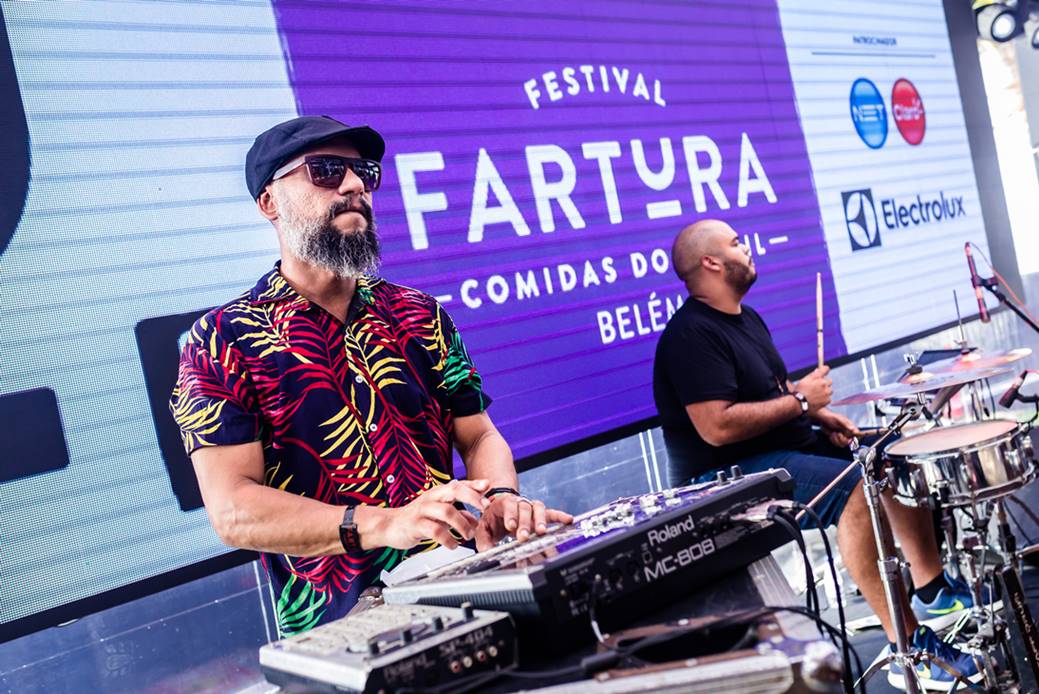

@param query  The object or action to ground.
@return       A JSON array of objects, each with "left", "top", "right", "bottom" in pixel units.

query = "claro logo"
[{"left": 891, "top": 78, "right": 925, "bottom": 145}]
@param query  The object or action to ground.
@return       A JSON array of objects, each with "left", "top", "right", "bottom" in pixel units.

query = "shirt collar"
[{"left": 249, "top": 262, "right": 380, "bottom": 317}]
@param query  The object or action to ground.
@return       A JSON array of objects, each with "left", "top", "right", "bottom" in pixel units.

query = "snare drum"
[{"left": 885, "top": 419, "right": 1035, "bottom": 507}]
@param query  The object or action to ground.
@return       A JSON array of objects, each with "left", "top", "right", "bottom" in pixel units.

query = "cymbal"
[
  {"left": 913, "top": 347, "right": 1031, "bottom": 377},
  {"left": 831, "top": 366, "right": 1013, "bottom": 407}
]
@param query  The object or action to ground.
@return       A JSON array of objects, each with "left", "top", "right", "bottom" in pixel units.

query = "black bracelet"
[{"left": 485, "top": 486, "right": 520, "bottom": 499}]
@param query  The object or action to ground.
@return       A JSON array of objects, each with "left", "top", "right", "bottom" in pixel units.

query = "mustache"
[{"left": 328, "top": 196, "right": 373, "bottom": 224}]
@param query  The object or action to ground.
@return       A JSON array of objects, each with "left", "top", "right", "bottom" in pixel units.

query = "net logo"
[
  {"left": 849, "top": 78, "right": 888, "bottom": 149},
  {"left": 842, "top": 189, "right": 881, "bottom": 250},
  {"left": 891, "top": 78, "right": 925, "bottom": 145},
  {"left": 842, "top": 187, "right": 966, "bottom": 251}
]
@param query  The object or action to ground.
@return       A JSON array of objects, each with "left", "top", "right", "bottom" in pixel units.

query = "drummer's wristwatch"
[{"left": 791, "top": 391, "right": 809, "bottom": 414}]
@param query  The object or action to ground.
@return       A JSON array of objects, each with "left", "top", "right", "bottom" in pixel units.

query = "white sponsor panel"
[{"left": 777, "top": 0, "right": 992, "bottom": 353}]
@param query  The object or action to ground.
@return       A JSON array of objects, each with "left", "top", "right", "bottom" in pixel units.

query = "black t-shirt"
[{"left": 652, "top": 298, "right": 815, "bottom": 484}]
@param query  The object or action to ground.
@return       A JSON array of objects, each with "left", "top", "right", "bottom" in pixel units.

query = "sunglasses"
[{"left": 272, "top": 154, "right": 382, "bottom": 192}]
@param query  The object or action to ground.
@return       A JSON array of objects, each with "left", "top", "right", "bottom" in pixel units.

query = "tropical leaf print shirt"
[{"left": 170, "top": 264, "right": 490, "bottom": 635}]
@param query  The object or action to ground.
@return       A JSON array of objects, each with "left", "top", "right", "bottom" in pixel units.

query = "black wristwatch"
[
  {"left": 791, "top": 391, "right": 809, "bottom": 414},
  {"left": 339, "top": 506, "right": 362, "bottom": 553}
]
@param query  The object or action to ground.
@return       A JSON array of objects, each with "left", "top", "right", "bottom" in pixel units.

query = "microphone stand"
[{"left": 980, "top": 276, "right": 1039, "bottom": 335}]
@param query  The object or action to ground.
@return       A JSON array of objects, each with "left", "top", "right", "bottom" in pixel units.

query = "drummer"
[{"left": 653, "top": 220, "right": 984, "bottom": 691}]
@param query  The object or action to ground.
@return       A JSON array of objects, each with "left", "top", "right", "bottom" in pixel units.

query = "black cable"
[
  {"left": 794, "top": 504, "right": 857, "bottom": 694},
  {"left": 1006, "top": 505, "right": 1036, "bottom": 546},
  {"left": 781, "top": 604, "right": 866, "bottom": 692},
  {"left": 770, "top": 510, "right": 818, "bottom": 613},
  {"left": 766, "top": 508, "right": 866, "bottom": 693},
  {"left": 984, "top": 378, "right": 996, "bottom": 418},
  {"left": 587, "top": 574, "right": 606, "bottom": 644},
  {"left": 421, "top": 604, "right": 869, "bottom": 693},
  {"left": 742, "top": 603, "right": 864, "bottom": 693},
  {"left": 728, "top": 621, "right": 760, "bottom": 651},
  {"left": 784, "top": 508, "right": 860, "bottom": 694},
  {"left": 415, "top": 508, "right": 866, "bottom": 694},
  {"left": 1007, "top": 495, "right": 1039, "bottom": 531},
  {"left": 770, "top": 511, "right": 820, "bottom": 615}
]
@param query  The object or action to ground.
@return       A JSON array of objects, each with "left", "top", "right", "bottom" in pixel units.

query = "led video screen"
[{"left": 0, "top": 0, "right": 991, "bottom": 637}]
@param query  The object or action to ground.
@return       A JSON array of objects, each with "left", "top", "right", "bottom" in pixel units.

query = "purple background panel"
[{"left": 272, "top": 0, "right": 846, "bottom": 462}]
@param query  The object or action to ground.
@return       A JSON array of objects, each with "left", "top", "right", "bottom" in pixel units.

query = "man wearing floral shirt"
[{"left": 171, "top": 116, "right": 571, "bottom": 634}]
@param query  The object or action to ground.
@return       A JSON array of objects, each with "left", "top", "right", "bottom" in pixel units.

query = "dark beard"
[
  {"left": 317, "top": 198, "right": 381, "bottom": 276},
  {"left": 723, "top": 259, "right": 757, "bottom": 295},
  {"left": 283, "top": 195, "right": 382, "bottom": 278}
]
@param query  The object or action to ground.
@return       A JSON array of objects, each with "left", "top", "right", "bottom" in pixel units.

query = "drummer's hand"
[
  {"left": 827, "top": 429, "right": 854, "bottom": 448},
  {"left": 794, "top": 366, "right": 832, "bottom": 413},
  {"left": 813, "top": 408, "right": 861, "bottom": 447}
]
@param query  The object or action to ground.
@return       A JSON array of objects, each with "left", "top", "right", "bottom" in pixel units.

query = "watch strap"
[{"left": 339, "top": 506, "right": 362, "bottom": 553}]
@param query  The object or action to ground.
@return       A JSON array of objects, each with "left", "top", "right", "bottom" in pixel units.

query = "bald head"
[{"left": 672, "top": 219, "right": 736, "bottom": 283}]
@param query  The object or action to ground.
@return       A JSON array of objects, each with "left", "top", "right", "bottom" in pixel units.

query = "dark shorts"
[{"left": 693, "top": 435, "right": 862, "bottom": 529}]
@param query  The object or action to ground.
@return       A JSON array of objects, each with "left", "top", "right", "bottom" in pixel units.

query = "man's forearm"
[
  {"left": 716, "top": 395, "right": 801, "bottom": 445},
  {"left": 212, "top": 483, "right": 392, "bottom": 556},
  {"left": 463, "top": 429, "right": 519, "bottom": 489}
]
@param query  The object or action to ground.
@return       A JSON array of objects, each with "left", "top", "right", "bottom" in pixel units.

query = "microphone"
[
  {"left": 964, "top": 243, "right": 990, "bottom": 323},
  {"left": 999, "top": 370, "right": 1028, "bottom": 409}
]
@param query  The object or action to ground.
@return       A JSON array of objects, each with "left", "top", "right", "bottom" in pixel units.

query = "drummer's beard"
[{"left": 724, "top": 259, "right": 757, "bottom": 295}]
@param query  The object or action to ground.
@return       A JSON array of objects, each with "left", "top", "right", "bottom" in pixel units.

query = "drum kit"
[{"left": 827, "top": 345, "right": 1039, "bottom": 692}]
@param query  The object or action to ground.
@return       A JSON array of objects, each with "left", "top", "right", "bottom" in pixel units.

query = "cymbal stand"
[{"left": 852, "top": 404, "right": 965, "bottom": 693}]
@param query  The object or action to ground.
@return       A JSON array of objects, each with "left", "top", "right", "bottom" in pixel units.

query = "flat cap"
[{"left": 245, "top": 115, "right": 385, "bottom": 199}]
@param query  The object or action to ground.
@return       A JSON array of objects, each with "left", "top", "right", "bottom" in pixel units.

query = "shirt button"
[
  {"left": 386, "top": 474, "right": 395, "bottom": 484},
  {"left": 354, "top": 374, "right": 364, "bottom": 384},
  {"left": 368, "top": 423, "right": 378, "bottom": 432}
]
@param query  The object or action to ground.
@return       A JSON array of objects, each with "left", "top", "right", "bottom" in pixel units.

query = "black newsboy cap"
[{"left": 245, "top": 115, "right": 386, "bottom": 199}]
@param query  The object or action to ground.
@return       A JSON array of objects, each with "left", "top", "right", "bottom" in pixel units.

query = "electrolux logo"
[
  {"left": 848, "top": 77, "right": 926, "bottom": 148},
  {"left": 842, "top": 189, "right": 880, "bottom": 251},
  {"left": 880, "top": 191, "right": 964, "bottom": 228},
  {"left": 849, "top": 78, "right": 887, "bottom": 149},
  {"left": 841, "top": 187, "right": 966, "bottom": 251}
]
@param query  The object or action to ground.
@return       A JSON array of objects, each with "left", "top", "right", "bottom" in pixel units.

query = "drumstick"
[{"left": 816, "top": 272, "right": 824, "bottom": 368}]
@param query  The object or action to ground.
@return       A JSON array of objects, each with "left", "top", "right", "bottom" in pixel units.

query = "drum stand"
[
  {"left": 851, "top": 405, "right": 966, "bottom": 694},
  {"left": 944, "top": 494, "right": 1039, "bottom": 691},
  {"left": 942, "top": 497, "right": 1022, "bottom": 691}
]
